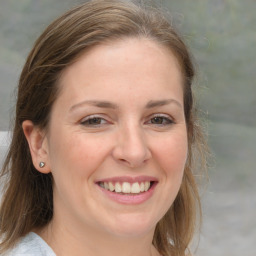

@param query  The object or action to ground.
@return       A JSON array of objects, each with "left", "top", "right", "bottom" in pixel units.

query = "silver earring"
[{"left": 39, "top": 162, "right": 45, "bottom": 168}]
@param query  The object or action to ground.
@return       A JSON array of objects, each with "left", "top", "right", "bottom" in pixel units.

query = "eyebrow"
[
  {"left": 69, "top": 98, "right": 182, "bottom": 112},
  {"left": 70, "top": 100, "right": 118, "bottom": 112},
  {"left": 146, "top": 99, "right": 182, "bottom": 109}
]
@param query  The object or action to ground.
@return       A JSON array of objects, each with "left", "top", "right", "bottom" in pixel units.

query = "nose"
[{"left": 112, "top": 123, "right": 152, "bottom": 168}]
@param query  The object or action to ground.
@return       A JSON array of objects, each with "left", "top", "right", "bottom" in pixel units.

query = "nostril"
[
  {"left": 118, "top": 158, "right": 129, "bottom": 165},
  {"left": 117, "top": 156, "right": 150, "bottom": 168},
  {"left": 118, "top": 158, "right": 137, "bottom": 168}
]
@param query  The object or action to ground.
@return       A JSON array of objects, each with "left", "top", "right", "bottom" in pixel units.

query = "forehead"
[
  {"left": 56, "top": 38, "right": 183, "bottom": 106},
  {"left": 60, "top": 38, "right": 182, "bottom": 81}
]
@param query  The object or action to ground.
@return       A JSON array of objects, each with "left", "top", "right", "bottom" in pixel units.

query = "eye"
[
  {"left": 80, "top": 116, "right": 108, "bottom": 126},
  {"left": 147, "top": 115, "right": 174, "bottom": 126}
]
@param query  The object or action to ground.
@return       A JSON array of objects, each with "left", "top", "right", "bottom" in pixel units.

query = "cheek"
[
  {"left": 153, "top": 131, "right": 188, "bottom": 177},
  {"left": 150, "top": 130, "right": 188, "bottom": 217},
  {"left": 47, "top": 133, "right": 109, "bottom": 207},
  {"left": 48, "top": 131, "right": 110, "bottom": 179}
]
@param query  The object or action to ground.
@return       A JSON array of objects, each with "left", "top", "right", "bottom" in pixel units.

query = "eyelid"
[
  {"left": 145, "top": 113, "right": 175, "bottom": 125},
  {"left": 150, "top": 113, "right": 172, "bottom": 118},
  {"left": 79, "top": 113, "right": 175, "bottom": 127},
  {"left": 80, "top": 114, "right": 109, "bottom": 126}
]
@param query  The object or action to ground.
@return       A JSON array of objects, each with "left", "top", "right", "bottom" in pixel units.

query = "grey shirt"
[{"left": 3, "top": 232, "right": 56, "bottom": 256}]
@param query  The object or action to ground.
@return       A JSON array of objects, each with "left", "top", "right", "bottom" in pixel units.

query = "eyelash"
[
  {"left": 80, "top": 114, "right": 174, "bottom": 127},
  {"left": 146, "top": 114, "right": 174, "bottom": 126},
  {"left": 80, "top": 115, "right": 109, "bottom": 126}
]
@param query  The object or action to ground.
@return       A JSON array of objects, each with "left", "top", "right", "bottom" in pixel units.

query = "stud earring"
[{"left": 39, "top": 162, "right": 45, "bottom": 168}]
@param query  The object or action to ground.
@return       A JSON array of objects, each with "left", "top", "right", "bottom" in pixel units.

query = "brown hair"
[{"left": 0, "top": 0, "right": 207, "bottom": 255}]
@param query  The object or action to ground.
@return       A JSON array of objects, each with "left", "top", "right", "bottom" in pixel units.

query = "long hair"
[{"left": 0, "top": 1, "right": 208, "bottom": 255}]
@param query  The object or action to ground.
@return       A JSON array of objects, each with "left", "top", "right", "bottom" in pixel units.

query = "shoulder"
[{"left": 2, "top": 232, "right": 56, "bottom": 256}]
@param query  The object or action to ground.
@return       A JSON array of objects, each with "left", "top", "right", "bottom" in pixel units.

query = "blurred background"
[{"left": 0, "top": 0, "right": 255, "bottom": 255}]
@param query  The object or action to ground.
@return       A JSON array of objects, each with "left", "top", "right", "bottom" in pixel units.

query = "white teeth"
[
  {"left": 115, "top": 182, "right": 122, "bottom": 193},
  {"left": 122, "top": 182, "right": 131, "bottom": 193},
  {"left": 140, "top": 182, "right": 145, "bottom": 192},
  {"left": 145, "top": 181, "right": 150, "bottom": 191},
  {"left": 104, "top": 182, "right": 109, "bottom": 190},
  {"left": 100, "top": 181, "right": 153, "bottom": 194},
  {"left": 131, "top": 182, "right": 140, "bottom": 193},
  {"left": 109, "top": 182, "right": 115, "bottom": 191}
]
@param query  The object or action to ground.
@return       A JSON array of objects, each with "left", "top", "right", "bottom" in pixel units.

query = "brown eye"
[
  {"left": 151, "top": 117, "right": 164, "bottom": 124},
  {"left": 150, "top": 116, "right": 173, "bottom": 125},
  {"left": 87, "top": 117, "right": 102, "bottom": 125},
  {"left": 81, "top": 116, "right": 107, "bottom": 126}
]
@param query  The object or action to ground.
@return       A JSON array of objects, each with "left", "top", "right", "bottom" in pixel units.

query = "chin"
[{"left": 103, "top": 213, "right": 158, "bottom": 238}]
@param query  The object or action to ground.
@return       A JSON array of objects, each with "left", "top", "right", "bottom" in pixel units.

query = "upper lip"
[{"left": 95, "top": 176, "right": 158, "bottom": 184}]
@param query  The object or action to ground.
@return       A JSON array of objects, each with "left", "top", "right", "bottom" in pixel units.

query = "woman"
[{"left": 0, "top": 0, "right": 207, "bottom": 255}]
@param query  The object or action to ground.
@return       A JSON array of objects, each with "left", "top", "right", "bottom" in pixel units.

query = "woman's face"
[{"left": 44, "top": 38, "right": 188, "bottom": 238}]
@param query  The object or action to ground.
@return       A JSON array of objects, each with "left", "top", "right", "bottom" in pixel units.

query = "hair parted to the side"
[{"left": 0, "top": 0, "right": 208, "bottom": 255}]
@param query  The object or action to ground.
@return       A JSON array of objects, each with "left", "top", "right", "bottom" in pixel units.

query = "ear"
[{"left": 22, "top": 120, "right": 51, "bottom": 174}]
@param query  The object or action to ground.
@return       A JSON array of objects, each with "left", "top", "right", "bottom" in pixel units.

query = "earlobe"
[{"left": 22, "top": 120, "right": 51, "bottom": 174}]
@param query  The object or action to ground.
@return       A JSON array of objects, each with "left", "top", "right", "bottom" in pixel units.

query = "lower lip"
[{"left": 97, "top": 182, "right": 157, "bottom": 205}]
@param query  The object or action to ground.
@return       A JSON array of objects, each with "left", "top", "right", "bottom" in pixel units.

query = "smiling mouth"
[{"left": 97, "top": 181, "right": 155, "bottom": 194}]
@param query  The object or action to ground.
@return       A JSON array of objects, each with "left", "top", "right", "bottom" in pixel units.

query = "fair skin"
[{"left": 23, "top": 38, "right": 188, "bottom": 256}]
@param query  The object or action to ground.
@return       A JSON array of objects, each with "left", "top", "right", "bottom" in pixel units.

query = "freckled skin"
[{"left": 39, "top": 38, "right": 188, "bottom": 255}]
